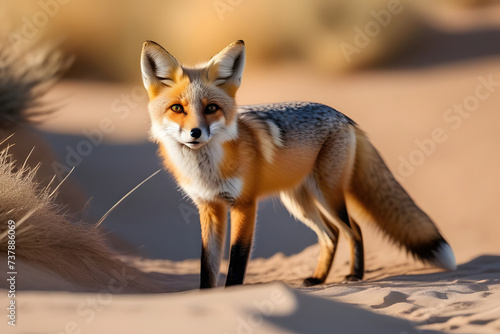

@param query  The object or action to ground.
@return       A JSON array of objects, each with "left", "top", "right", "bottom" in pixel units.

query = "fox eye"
[
  {"left": 205, "top": 104, "right": 219, "bottom": 115},
  {"left": 171, "top": 104, "right": 184, "bottom": 113}
]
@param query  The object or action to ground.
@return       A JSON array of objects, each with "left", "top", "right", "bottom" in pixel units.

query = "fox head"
[{"left": 141, "top": 40, "right": 245, "bottom": 149}]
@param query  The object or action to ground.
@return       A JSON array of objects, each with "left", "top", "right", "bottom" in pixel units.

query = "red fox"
[{"left": 140, "top": 40, "right": 456, "bottom": 288}]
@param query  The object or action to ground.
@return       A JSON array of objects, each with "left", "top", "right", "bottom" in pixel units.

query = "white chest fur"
[{"left": 162, "top": 139, "right": 243, "bottom": 204}]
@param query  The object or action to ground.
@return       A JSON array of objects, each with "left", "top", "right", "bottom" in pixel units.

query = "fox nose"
[{"left": 190, "top": 128, "right": 202, "bottom": 139}]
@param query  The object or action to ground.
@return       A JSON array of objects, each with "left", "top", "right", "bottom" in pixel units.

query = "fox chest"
[
  {"left": 181, "top": 175, "right": 243, "bottom": 205},
  {"left": 163, "top": 143, "right": 243, "bottom": 204}
]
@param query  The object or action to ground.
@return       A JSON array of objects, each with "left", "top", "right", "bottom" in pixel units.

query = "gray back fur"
[{"left": 239, "top": 101, "right": 355, "bottom": 147}]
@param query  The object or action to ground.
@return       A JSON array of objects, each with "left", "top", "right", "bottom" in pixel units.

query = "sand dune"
[{"left": 1, "top": 282, "right": 430, "bottom": 334}]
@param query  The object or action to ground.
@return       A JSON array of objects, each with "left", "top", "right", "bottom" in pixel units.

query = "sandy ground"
[{"left": 1, "top": 55, "right": 500, "bottom": 333}]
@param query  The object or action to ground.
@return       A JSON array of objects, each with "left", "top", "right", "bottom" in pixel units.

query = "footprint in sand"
[{"left": 371, "top": 291, "right": 409, "bottom": 309}]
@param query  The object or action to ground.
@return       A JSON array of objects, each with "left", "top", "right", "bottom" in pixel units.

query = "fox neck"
[{"left": 159, "top": 120, "right": 242, "bottom": 204}]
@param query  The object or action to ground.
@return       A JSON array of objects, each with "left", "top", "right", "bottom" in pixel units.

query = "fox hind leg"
[
  {"left": 303, "top": 214, "right": 340, "bottom": 287},
  {"left": 336, "top": 206, "right": 364, "bottom": 282},
  {"left": 280, "top": 187, "right": 339, "bottom": 286},
  {"left": 314, "top": 195, "right": 365, "bottom": 283}
]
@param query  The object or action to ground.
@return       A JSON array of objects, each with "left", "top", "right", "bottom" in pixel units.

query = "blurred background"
[
  {"left": 1, "top": 0, "right": 499, "bottom": 264},
  {"left": 2, "top": 0, "right": 500, "bottom": 81}
]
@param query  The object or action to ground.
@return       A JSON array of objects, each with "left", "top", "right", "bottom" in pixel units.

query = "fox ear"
[
  {"left": 141, "top": 41, "right": 179, "bottom": 91},
  {"left": 206, "top": 40, "right": 245, "bottom": 90}
]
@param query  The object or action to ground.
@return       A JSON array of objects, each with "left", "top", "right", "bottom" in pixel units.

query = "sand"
[{"left": 1, "top": 48, "right": 500, "bottom": 334}]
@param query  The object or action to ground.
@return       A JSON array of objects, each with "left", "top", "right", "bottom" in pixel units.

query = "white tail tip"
[{"left": 433, "top": 243, "right": 457, "bottom": 271}]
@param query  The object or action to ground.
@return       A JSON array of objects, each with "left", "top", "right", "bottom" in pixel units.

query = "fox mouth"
[{"left": 184, "top": 140, "right": 206, "bottom": 149}]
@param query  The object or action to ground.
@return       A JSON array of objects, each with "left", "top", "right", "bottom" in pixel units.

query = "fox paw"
[
  {"left": 302, "top": 277, "right": 324, "bottom": 287},
  {"left": 341, "top": 275, "right": 362, "bottom": 283}
]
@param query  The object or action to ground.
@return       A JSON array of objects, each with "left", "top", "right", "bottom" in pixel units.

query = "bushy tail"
[{"left": 346, "top": 127, "right": 456, "bottom": 270}]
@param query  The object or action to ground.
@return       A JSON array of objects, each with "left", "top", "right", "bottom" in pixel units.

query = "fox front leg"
[
  {"left": 199, "top": 202, "right": 228, "bottom": 289},
  {"left": 226, "top": 201, "right": 257, "bottom": 286}
]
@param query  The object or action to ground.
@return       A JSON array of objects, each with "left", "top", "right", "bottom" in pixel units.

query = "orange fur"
[
  {"left": 230, "top": 202, "right": 257, "bottom": 248},
  {"left": 199, "top": 201, "right": 227, "bottom": 248},
  {"left": 141, "top": 40, "right": 455, "bottom": 288}
]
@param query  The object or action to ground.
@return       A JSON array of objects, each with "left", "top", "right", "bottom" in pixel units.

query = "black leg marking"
[
  {"left": 302, "top": 277, "right": 324, "bottom": 287},
  {"left": 336, "top": 206, "right": 351, "bottom": 228},
  {"left": 348, "top": 221, "right": 364, "bottom": 281},
  {"left": 352, "top": 238, "right": 364, "bottom": 278},
  {"left": 343, "top": 239, "right": 364, "bottom": 283},
  {"left": 200, "top": 246, "right": 215, "bottom": 289},
  {"left": 337, "top": 206, "right": 365, "bottom": 282},
  {"left": 226, "top": 242, "right": 251, "bottom": 286}
]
